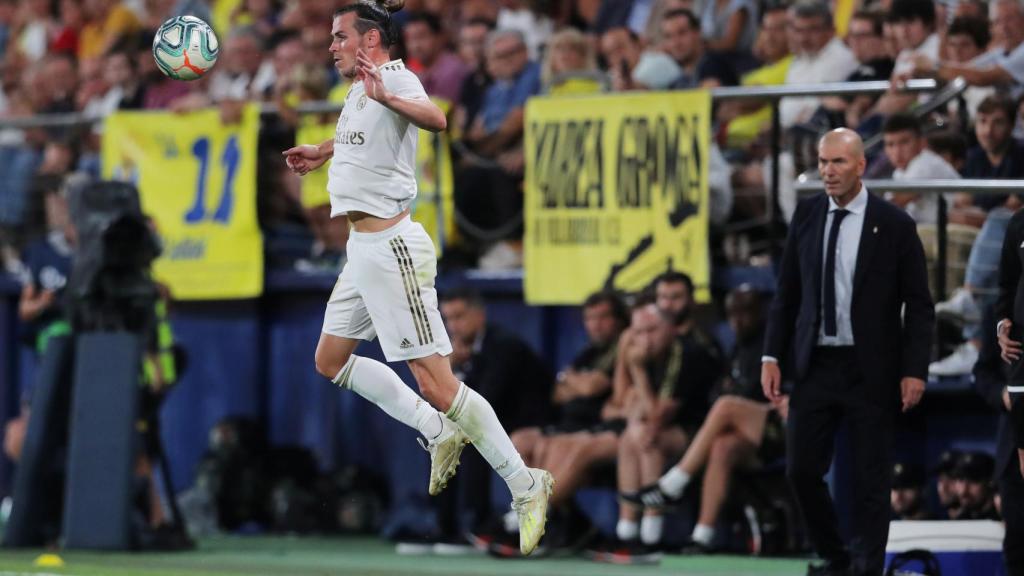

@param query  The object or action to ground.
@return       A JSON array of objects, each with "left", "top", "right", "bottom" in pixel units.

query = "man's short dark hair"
[
  {"left": 583, "top": 290, "right": 630, "bottom": 327},
  {"left": 405, "top": 11, "right": 442, "bottom": 35},
  {"left": 882, "top": 112, "right": 922, "bottom": 137},
  {"left": 977, "top": 93, "right": 1017, "bottom": 122},
  {"left": 651, "top": 270, "right": 694, "bottom": 296},
  {"left": 947, "top": 16, "right": 990, "bottom": 50},
  {"left": 889, "top": 0, "right": 936, "bottom": 28},
  {"left": 663, "top": 8, "right": 700, "bottom": 31},
  {"left": 850, "top": 9, "right": 884, "bottom": 36},
  {"left": 441, "top": 286, "right": 484, "bottom": 309},
  {"left": 927, "top": 130, "right": 967, "bottom": 164}
]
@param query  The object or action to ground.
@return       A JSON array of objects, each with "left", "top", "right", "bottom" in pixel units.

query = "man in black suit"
[
  {"left": 761, "top": 129, "right": 934, "bottom": 576},
  {"left": 992, "top": 205, "right": 1024, "bottom": 575}
]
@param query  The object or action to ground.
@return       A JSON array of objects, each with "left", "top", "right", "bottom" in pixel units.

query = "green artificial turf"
[{"left": 0, "top": 535, "right": 810, "bottom": 576}]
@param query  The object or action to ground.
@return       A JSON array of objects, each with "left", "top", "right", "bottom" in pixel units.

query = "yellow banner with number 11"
[{"left": 101, "top": 105, "right": 264, "bottom": 300}]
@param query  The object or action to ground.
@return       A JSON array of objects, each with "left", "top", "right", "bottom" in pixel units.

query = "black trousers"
[
  {"left": 1001, "top": 449, "right": 1024, "bottom": 576},
  {"left": 786, "top": 346, "right": 895, "bottom": 576}
]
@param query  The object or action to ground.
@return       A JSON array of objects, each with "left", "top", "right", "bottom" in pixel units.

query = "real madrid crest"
[{"left": 357, "top": 94, "right": 367, "bottom": 111}]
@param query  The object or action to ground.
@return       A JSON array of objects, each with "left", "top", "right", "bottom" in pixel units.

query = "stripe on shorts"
[
  {"left": 389, "top": 238, "right": 428, "bottom": 346},
  {"left": 395, "top": 236, "right": 434, "bottom": 344}
]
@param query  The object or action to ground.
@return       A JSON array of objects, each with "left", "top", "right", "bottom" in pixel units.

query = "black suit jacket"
[{"left": 764, "top": 191, "right": 934, "bottom": 405}]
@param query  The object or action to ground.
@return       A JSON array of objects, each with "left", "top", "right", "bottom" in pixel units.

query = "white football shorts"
[{"left": 322, "top": 216, "right": 453, "bottom": 362}]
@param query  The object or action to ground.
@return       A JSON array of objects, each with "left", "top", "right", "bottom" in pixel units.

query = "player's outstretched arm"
[
  {"left": 283, "top": 139, "right": 333, "bottom": 176},
  {"left": 357, "top": 50, "right": 446, "bottom": 133}
]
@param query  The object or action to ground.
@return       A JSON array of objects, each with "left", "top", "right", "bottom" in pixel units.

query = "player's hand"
[
  {"left": 900, "top": 377, "right": 925, "bottom": 412},
  {"left": 761, "top": 361, "right": 781, "bottom": 402},
  {"left": 1019, "top": 448, "right": 1024, "bottom": 479},
  {"left": 999, "top": 319, "right": 1022, "bottom": 364},
  {"left": 282, "top": 144, "right": 326, "bottom": 176},
  {"left": 357, "top": 49, "right": 390, "bottom": 104}
]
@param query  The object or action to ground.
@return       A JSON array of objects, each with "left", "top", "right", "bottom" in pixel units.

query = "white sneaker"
[
  {"left": 419, "top": 422, "right": 469, "bottom": 496},
  {"left": 929, "top": 342, "right": 980, "bottom": 376},
  {"left": 935, "top": 288, "right": 981, "bottom": 324},
  {"left": 513, "top": 468, "right": 554, "bottom": 556}
]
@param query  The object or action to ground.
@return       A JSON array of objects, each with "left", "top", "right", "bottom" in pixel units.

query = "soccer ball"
[{"left": 152, "top": 16, "right": 219, "bottom": 81}]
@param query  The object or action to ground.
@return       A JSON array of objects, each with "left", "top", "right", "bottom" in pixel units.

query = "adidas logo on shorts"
[{"left": 400, "top": 338, "right": 414, "bottom": 350}]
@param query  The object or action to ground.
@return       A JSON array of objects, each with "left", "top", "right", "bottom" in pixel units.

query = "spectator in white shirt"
[
  {"left": 890, "top": 0, "right": 940, "bottom": 77},
  {"left": 778, "top": 1, "right": 858, "bottom": 128},
  {"left": 883, "top": 113, "right": 961, "bottom": 225}
]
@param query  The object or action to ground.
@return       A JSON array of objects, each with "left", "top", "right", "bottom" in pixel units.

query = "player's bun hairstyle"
[
  {"left": 377, "top": 0, "right": 405, "bottom": 12},
  {"left": 335, "top": 1, "right": 403, "bottom": 46}
]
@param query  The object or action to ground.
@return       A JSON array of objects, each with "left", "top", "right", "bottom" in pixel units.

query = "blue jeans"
[{"left": 964, "top": 207, "right": 1013, "bottom": 340}]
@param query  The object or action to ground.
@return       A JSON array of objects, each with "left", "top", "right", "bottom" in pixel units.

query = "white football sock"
[
  {"left": 334, "top": 356, "right": 444, "bottom": 440},
  {"left": 445, "top": 382, "right": 532, "bottom": 496},
  {"left": 691, "top": 524, "right": 715, "bottom": 546},
  {"left": 616, "top": 519, "right": 639, "bottom": 542},
  {"left": 658, "top": 466, "right": 691, "bottom": 499},
  {"left": 640, "top": 515, "right": 663, "bottom": 545}
]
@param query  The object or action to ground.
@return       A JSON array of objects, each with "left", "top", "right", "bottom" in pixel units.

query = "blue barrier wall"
[
  {"left": 0, "top": 267, "right": 1000, "bottom": 533},
  {"left": 0, "top": 272, "right": 588, "bottom": 506}
]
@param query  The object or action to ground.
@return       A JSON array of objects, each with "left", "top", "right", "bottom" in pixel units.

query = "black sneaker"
[{"left": 629, "top": 483, "right": 683, "bottom": 509}]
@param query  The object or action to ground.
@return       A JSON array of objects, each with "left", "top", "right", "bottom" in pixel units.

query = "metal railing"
[
  {"left": 0, "top": 78, "right": 950, "bottom": 255},
  {"left": 710, "top": 79, "right": 943, "bottom": 254},
  {"left": 795, "top": 179, "right": 1020, "bottom": 299}
]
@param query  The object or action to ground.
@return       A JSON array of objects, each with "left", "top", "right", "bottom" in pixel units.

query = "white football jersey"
[{"left": 327, "top": 60, "right": 428, "bottom": 219}]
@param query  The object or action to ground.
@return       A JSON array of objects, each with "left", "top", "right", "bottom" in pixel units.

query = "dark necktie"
[{"left": 824, "top": 208, "right": 850, "bottom": 337}]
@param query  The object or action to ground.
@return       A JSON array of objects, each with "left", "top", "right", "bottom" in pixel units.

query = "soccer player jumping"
[{"left": 282, "top": 0, "right": 552, "bottom": 555}]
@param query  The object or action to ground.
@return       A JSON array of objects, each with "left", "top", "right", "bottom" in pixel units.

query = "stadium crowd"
[{"left": 0, "top": 0, "right": 1022, "bottom": 567}]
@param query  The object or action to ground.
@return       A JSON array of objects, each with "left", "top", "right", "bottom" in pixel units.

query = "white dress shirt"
[
  {"left": 818, "top": 185, "right": 867, "bottom": 346},
  {"left": 762, "top": 185, "right": 867, "bottom": 364}
]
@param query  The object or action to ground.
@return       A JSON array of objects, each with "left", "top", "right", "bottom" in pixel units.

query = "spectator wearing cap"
[
  {"left": 403, "top": 12, "right": 468, "bottom": 104},
  {"left": 952, "top": 451, "right": 1000, "bottom": 520},
  {"left": 891, "top": 462, "right": 929, "bottom": 520},
  {"left": 934, "top": 449, "right": 965, "bottom": 519}
]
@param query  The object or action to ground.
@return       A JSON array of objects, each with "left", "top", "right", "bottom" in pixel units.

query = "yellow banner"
[
  {"left": 297, "top": 97, "right": 457, "bottom": 253},
  {"left": 524, "top": 91, "right": 711, "bottom": 305},
  {"left": 102, "top": 105, "right": 263, "bottom": 300}
]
